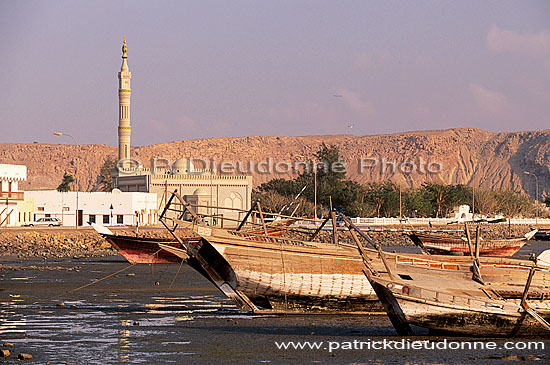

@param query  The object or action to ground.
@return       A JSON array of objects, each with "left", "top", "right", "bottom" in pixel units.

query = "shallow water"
[{"left": 0, "top": 242, "right": 549, "bottom": 364}]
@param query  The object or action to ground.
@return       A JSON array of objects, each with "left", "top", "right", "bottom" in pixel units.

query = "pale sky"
[{"left": 1, "top": 0, "right": 549, "bottom": 146}]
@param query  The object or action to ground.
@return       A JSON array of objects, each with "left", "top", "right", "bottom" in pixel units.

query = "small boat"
[
  {"left": 91, "top": 223, "right": 194, "bottom": 264},
  {"left": 534, "top": 229, "right": 550, "bottom": 241},
  {"left": 409, "top": 229, "right": 537, "bottom": 257}
]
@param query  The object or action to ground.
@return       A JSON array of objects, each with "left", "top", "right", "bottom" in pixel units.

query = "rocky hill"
[{"left": 1, "top": 128, "right": 549, "bottom": 198}]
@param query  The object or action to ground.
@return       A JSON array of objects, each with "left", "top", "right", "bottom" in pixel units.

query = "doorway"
[{"left": 77, "top": 210, "right": 83, "bottom": 226}]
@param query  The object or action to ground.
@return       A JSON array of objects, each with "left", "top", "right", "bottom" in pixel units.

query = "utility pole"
[
  {"left": 399, "top": 185, "right": 402, "bottom": 219},
  {"left": 523, "top": 171, "right": 539, "bottom": 225},
  {"left": 472, "top": 186, "right": 475, "bottom": 221},
  {"left": 54, "top": 132, "right": 79, "bottom": 228}
]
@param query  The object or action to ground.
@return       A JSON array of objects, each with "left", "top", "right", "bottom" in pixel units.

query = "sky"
[{"left": 1, "top": 0, "right": 549, "bottom": 146}]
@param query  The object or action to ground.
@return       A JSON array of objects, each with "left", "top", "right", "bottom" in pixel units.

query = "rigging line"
[
  {"left": 169, "top": 257, "right": 186, "bottom": 288},
  {"left": 150, "top": 248, "right": 163, "bottom": 277},
  {"left": 279, "top": 240, "right": 287, "bottom": 304},
  {"left": 150, "top": 248, "right": 172, "bottom": 283},
  {"left": 32, "top": 263, "right": 136, "bottom": 304}
]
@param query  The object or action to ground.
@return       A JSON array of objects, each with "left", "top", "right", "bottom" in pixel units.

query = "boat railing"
[
  {"left": 229, "top": 230, "right": 323, "bottom": 248},
  {"left": 159, "top": 190, "right": 319, "bottom": 232},
  {"left": 390, "top": 254, "right": 463, "bottom": 271},
  {"left": 391, "top": 280, "right": 506, "bottom": 310}
]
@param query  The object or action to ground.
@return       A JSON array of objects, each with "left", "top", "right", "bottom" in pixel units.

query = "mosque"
[{"left": 111, "top": 39, "right": 253, "bottom": 223}]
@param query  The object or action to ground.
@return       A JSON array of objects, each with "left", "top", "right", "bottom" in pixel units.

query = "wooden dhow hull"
[
  {"left": 161, "top": 224, "right": 550, "bottom": 313},
  {"left": 409, "top": 232, "right": 531, "bottom": 257},
  {"left": 91, "top": 223, "right": 191, "bottom": 264},
  {"left": 103, "top": 233, "right": 191, "bottom": 264},
  {"left": 162, "top": 233, "right": 381, "bottom": 313},
  {"left": 368, "top": 274, "right": 550, "bottom": 336}
]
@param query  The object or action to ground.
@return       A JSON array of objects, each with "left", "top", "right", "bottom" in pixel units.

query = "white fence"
[{"left": 350, "top": 217, "right": 550, "bottom": 226}]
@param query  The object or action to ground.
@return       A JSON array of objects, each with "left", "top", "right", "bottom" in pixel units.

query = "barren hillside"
[{"left": 1, "top": 128, "right": 549, "bottom": 198}]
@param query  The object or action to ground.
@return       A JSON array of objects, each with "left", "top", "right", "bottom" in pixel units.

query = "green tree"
[
  {"left": 472, "top": 188, "right": 498, "bottom": 216},
  {"left": 256, "top": 178, "right": 298, "bottom": 197},
  {"left": 364, "top": 182, "right": 400, "bottom": 217},
  {"left": 314, "top": 143, "right": 346, "bottom": 181},
  {"left": 294, "top": 143, "right": 349, "bottom": 208},
  {"left": 251, "top": 189, "right": 314, "bottom": 217},
  {"left": 495, "top": 190, "right": 533, "bottom": 218},
  {"left": 257, "top": 144, "right": 366, "bottom": 216},
  {"left": 57, "top": 173, "right": 74, "bottom": 192},
  {"left": 98, "top": 156, "right": 117, "bottom": 192},
  {"left": 402, "top": 188, "right": 433, "bottom": 217},
  {"left": 421, "top": 183, "right": 468, "bottom": 217}
]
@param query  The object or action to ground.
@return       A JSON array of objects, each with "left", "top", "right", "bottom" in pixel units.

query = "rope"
[
  {"left": 149, "top": 248, "right": 173, "bottom": 284},
  {"left": 33, "top": 263, "right": 136, "bottom": 304},
  {"left": 169, "top": 258, "right": 185, "bottom": 288}
]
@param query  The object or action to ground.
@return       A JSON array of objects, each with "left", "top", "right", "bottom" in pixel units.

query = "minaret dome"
[{"left": 122, "top": 36, "right": 127, "bottom": 58}]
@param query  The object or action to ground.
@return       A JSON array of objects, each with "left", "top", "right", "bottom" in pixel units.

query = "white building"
[
  {"left": 26, "top": 190, "right": 158, "bottom": 227},
  {"left": 452, "top": 204, "right": 473, "bottom": 222},
  {"left": 0, "top": 164, "right": 34, "bottom": 227},
  {"left": 114, "top": 159, "right": 253, "bottom": 225}
]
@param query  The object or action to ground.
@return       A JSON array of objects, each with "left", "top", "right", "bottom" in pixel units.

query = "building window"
[
  {"left": 38, "top": 207, "right": 44, "bottom": 211},
  {"left": 103, "top": 215, "right": 110, "bottom": 224},
  {"left": 63, "top": 207, "right": 70, "bottom": 212},
  {"left": 117, "top": 215, "right": 123, "bottom": 224},
  {"left": 19, "top": 212, "right": 21, "bottom": 222},
  {"left": 89, "top": 215, "right": 96, "bottom": 224},
  {"left": 224, "top": 192, "right": 243, "bottom": 210},
  {"left": 45, "top": 214, "right": 51, "bottom": 218}
]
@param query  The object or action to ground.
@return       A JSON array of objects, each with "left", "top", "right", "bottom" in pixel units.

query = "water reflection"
[
  {"left": 118, "top": 326, "right": 131, "bottom": 363},
  {"left": 0, "top": 303, "right": 26, "bottom": 335},
  {"left": 0, "top": 294, "right": 234, "bottom": 364}
]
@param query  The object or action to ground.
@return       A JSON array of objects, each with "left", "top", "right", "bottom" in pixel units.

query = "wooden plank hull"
[
  {"left": 102, "top": 234, "right": 191, "bottom": 264},
  {"left": 395, "top": 292, "right": 550, "bottom": 336},
  {"left": 366, "top": 266, "right": 550, "bottom": 336},
  {"left": 161, "top": 223, "right": 548, "bottom": 313},
  {"left": 410, "top": 233, "right": 527, "bottom": 257},
  {"left": 188, "top": 232, "right": 548, "bottom": 313},
  {"left": 205, "top": 238, "right": 381, "bottom": 312}
]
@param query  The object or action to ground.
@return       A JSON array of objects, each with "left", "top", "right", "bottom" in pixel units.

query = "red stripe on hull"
[
  {"left": 103, "top": 234, "right": 192, "bottom": 264},
  {"left": 424, "top": 245, "right": 524, "bottom": 257}
]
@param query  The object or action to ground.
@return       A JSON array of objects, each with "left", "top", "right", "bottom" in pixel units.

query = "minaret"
[{"left": 118, "top": 36, "right": 132, "bottom": 167}]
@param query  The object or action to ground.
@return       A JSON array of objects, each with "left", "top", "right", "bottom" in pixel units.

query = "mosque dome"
[
  {"left": 172, "top": 158, "right": 194, "bottom": 174},
  {"left": 193, "top": 187, "right": 211, "bottom": 196}
]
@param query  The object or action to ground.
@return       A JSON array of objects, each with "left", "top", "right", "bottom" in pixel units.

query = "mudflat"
[{"left": 1, "top": 244, "right": 549, "bottom": 363}]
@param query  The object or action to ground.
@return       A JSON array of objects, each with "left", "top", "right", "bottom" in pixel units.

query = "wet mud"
[{"left": 1, "top": 243, "right": 549, "bottom": 363}]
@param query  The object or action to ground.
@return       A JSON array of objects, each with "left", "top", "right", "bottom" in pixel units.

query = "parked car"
[{"left": 25, "top": 217, "right": 62, "bottom": 227}]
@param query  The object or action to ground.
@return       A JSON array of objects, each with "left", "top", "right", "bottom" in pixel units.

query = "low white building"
[
  {"left": 452, "top": 204, "right": 473, "bottom": 222},
  {"left": 26, "top": 190, "right": 158, "bottom": 227},
  {"left": 0, "top": 164, "right": 34, "bottom": 227}
]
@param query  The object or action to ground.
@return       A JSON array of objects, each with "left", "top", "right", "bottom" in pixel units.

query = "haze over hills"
[{"left": 1, "top": 128, "right": 549, "bottom": 199}]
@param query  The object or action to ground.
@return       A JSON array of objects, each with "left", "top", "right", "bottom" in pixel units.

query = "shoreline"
[{"left": 0, "top": 223, "right": 543, "bottom": 260}]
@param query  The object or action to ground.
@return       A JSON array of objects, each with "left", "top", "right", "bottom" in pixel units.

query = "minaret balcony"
[{"left": 0, "top": 191, "right": 24, "bottom": 201}]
